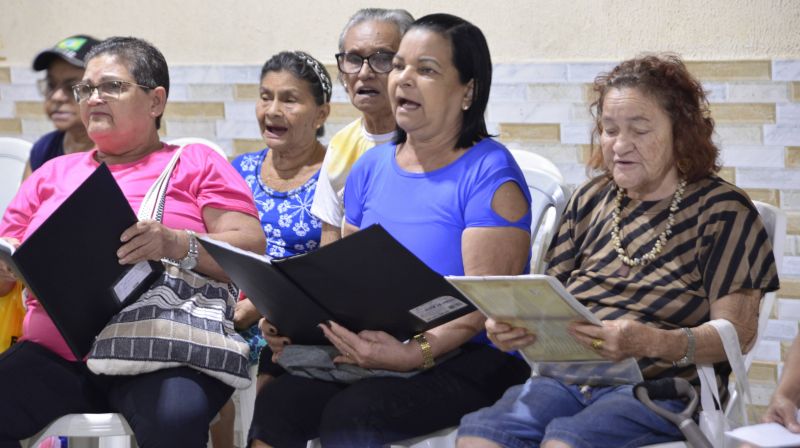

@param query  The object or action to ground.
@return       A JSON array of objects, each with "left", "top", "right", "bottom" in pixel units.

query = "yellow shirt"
[{"left": 311, "top": 118, "right": 394, "bottom": 226}]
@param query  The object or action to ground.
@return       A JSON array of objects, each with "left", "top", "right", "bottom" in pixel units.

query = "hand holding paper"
[
  {"left": 569, "top": 319, "right": 658, "bottom": 362},
  {"left": 486, "top": 318, "right": 537, "bottom": 352},
  {"left": 446, "top": 275, "right": 603, "bottom": 362},
  {"left": 763, "top": 395, "right": 800, "bottom": 433}
]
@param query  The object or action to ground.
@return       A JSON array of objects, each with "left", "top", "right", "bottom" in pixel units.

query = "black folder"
[
  {"left": 199, "top": 225, "right": 476, "bottom": 345},
  {"left": 0, "top": 164, "right": 162, "bottom": 359}
]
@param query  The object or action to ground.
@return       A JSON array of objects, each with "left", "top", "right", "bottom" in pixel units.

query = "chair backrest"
[
  {"left": 635, "top": 203, "right": 787, "bottom": 448},
  {"left": 167, "top": 137, "right": 228, "bottom": 160},
  {"left": 721, "top": 200, "right": 786, "bottom": 426},
  {"left": 0, "top": 138, "right": 33, "bottom": 218},
  {"left": 751, "top": 201, "right": 785, "bottom": 358},
  {"left": 509, "top": 149, "right": 570, "bottom": 274}
]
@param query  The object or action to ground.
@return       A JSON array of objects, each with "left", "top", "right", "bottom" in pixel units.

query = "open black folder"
[
  {"left": 0, "top": 164, "right": 162, "bottom": 359},
  {"left": 199, "top": 225, "right": 475, "bottom": 345}
]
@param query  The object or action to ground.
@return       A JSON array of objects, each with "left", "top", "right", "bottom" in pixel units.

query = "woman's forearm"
[
  {"left": 195, "top": 208, "right": 266, "bottom": 281},
  {"left": 424, "top": 311, "right": 485, "bottom": 359},
  {"left": 645, "top": 288, "right": 761, "bottom": 364}
]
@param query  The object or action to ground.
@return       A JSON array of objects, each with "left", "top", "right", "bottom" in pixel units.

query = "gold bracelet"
[{"left": 413, "top": 333, "right": 435, "bottom": 370}]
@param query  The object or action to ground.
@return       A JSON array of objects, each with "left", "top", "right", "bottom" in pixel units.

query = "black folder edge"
[
  {"left": 273, "top": 225, "right": 475, "bottom": 339},
  {"left": 198, "top": 235, "right": 333, "bottom": 345},
  {"left": 2, "top": 164, "right": 163, "bottom": 358},
  {"left": 199, "top": 224, "right": 476, "bottom": 345}
]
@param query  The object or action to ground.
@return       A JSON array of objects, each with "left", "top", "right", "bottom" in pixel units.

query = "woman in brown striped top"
[{"left": 457, "top": 54, "right": 780, "bottom": 448}]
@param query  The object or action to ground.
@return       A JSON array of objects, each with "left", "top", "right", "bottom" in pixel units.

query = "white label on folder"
[
  {"left": 113, "top": 261, "right": 153, "bottom": 303},
  {"left": 409, "top": 296, "right": 467, "bottom": 323}
]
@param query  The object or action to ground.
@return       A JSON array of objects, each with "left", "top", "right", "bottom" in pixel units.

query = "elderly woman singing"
[
  {"left": 312, "top": 8, "right": 413, "bottom": 243},
  {"left": 457, "top": 54, "right": 780, "bottom": 448}
]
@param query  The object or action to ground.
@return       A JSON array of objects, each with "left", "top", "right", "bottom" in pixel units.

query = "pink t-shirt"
[{"left": 0, "top": 143, "right": 258, "bottom": 361}]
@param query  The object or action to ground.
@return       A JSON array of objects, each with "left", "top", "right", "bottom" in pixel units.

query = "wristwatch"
[
  {"left": 673, "top": 327, "right": 695, "bottom": 368},
  {"left": 178, "top": 230, "right": 199, "bottom": 270}
]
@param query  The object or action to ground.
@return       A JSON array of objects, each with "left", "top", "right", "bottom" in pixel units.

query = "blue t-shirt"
[
  {"left": 29, "top": 130, "right": 66, "bottom": 172},
  {"left": 232, "top": 148, "right": 323, "bottom": 259},
  {"left": 344, "top": 137, "right": 532, "bottom": 276}
]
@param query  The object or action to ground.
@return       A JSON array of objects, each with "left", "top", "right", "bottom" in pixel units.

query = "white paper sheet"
[{"left": 726, "top": 420, "right": 800, "bottom": 447}]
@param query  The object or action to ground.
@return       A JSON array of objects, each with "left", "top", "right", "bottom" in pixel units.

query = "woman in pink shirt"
[{"left": 0, "top": 37, "right": 264, "bottom": 447}]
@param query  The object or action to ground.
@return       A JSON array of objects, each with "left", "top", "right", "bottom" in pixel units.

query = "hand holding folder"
[{"left": 1, "top": 164, "right": 163, "bottom": 358}]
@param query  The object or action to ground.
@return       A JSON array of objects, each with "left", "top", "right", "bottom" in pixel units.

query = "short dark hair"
[
  {"left": 85, "top": 37, "right": 169, "bottom": 130},
  {"left": 260, "top": 51, "right": 331, "bottom": 138},
  {"left": 394, "top": 13, "right": 492, "bottom": 149},
  {"left": 589, "top": 53, "right": 720, "bottom": 182}
]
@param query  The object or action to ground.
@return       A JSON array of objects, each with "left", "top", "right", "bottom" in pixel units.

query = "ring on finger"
[{"left": 591, "top": 338, "right": 604, "bottom": 350}]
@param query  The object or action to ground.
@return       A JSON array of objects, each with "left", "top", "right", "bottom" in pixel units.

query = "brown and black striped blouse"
[{"left": 544, "top": 174, "right": 780, "bottom": 385}]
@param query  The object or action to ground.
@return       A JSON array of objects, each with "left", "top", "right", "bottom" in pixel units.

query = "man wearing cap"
[{"left": 24, "top": 35, "right": 101, "bottom": 179}]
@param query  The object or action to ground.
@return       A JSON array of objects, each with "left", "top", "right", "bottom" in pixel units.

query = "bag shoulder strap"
[{"left": 138, "top": 147, "right": 183, "bottom": 223}]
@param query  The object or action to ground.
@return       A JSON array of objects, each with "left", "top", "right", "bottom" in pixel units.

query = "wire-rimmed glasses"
[{"left": 71, "top": 80, "right": 152, "bottom": 102}]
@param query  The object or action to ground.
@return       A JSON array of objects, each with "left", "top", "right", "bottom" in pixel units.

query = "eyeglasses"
[
  {"left": 37, "top": 79, "right": 77, "bottom": 98},
  {"left": 335, "top": 51, "right": 395, "bottom": 74},
  {"left": 71, "top": 80, "right": 152, "bottom": 102}
]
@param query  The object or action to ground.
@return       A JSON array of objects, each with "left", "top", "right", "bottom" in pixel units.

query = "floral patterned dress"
[{"left": 232, "top": 148, "right": 323, "bottom": 363}]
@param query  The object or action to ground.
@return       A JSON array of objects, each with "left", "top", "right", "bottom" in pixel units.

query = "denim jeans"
[{"left": 458, "top": 376, "right": 687, "bottom": 448}]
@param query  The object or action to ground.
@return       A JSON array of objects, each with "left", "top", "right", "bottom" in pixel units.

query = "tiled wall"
[{"left": 1, "top": 59, "right": 799, "bottom": 418}]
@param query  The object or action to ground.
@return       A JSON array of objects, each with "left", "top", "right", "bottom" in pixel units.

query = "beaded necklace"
[{"left": 611, "top": 178, "right": 687, "bottom": 267}]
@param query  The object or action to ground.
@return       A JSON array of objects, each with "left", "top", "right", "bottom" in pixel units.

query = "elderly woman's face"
[
  {"left": 256, "top": 70, "right": 327, "bottom": 153},
  {"left": 388, "top": 28, "right": 472, "bottom": 142},
  {"left": 600, "top": 87, "right": 679, "bottom": 201},
  {"left": 340, "top": 20, "right": 402, "bottom": 117},
  {"left": 79, "top": 54, "right": 161, "bottom": 150}
]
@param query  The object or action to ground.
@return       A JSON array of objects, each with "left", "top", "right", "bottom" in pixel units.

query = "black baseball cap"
[{"left": 32, "top": 35, "right": 102, "bottom": 71}]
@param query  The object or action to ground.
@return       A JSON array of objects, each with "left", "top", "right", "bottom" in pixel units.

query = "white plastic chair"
[
  {"left": 167, "top": 137, "right": 229, "bottom": 160},
  {"left": 22, "top": 413, "right": 134, "bottom": 448},
  {"left": 390, "top": 427, "right": 458, "bottom": 448},
  {"left": 724, "top": 201, "right": 785, "bottom": 425},
  {"left": 0, "top": 137, "right": 32, "bottom": 218},
  {"left": 231, "top": 365, "right": 259, "bottom": 448},
  {"left": 508, "top": 149, "right": 570, "bottom": 274},
  {"left": 644, "top": 200, "right": 786, "bottom": 448}
]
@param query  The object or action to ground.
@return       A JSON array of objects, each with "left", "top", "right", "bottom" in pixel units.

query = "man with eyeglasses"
[
  {"left": 24, "top": 35, "right": 102, "bottom": 179},
  {"left": 310, "top": 8, "right": 413, "bottom": 245}
]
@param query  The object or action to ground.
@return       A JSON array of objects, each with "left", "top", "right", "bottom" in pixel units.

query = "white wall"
[{"left": 1, "top": 0, "right": 799, "bottom": 66}]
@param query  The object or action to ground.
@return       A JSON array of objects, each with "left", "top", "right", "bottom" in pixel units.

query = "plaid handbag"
[{"left": 86, "top": 146, "right": 251, "bottom": 389}]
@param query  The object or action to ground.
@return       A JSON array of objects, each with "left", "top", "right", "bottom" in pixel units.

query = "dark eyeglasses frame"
[
  {"left": 334, "top": 51, "right": 396, "bottom": 74},
  {"left": 71, "top": 80, "right": 153, "bottom": 103}
]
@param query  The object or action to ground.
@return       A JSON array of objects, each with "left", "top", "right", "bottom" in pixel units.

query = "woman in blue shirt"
[{"left": 251, "top": 14, "right": 532, "bottom": 448}]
